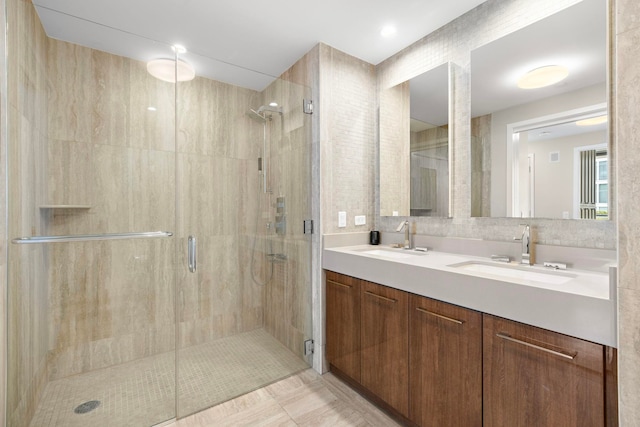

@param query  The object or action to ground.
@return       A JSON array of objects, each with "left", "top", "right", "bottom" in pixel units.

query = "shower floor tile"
[{"left": 29, "top": 329, "right": 309, "bottom": 427}]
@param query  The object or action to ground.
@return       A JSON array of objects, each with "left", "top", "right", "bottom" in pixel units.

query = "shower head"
[
  {"left": 256, "top": 105, "right": 283, "bottom": 115},
  {"left": 247, "top": 109, "right": 267, "bottom": 122}
]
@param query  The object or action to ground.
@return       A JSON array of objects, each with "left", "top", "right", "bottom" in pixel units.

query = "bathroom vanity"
[{"left": 323, "top": 234, "right": 617, "bottom": 427}]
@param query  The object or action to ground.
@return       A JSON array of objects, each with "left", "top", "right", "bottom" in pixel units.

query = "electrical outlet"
[
  {"left": 338, "top": 211, "right": 347, "bottom": 228},
  {"left": 355, "top": 215, "right": 366, "bottom": 226}
]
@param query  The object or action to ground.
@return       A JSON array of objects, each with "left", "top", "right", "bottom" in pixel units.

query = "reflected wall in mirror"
[
  {"left": 380, "top": 63, "right": 450, "bottom": 217},
  {"left": 470, "top": 0, "right": 608, "bottom": 220}
]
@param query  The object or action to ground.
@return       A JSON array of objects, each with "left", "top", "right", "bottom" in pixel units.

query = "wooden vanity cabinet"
[
  {"left": 325, "top": 271, "right": 617, "bottom": 427},
  {"left": 325, "top": 271, "right": 361, "bottom": 382},
  {"left": 360, "top": 280, "right": 410, "bottom": 417},
  {"left": 409, "top": 294, "right": 482, "bottom": 427},
  {"left": 483, "top": 314, "right": 606, "bottom": 427}
]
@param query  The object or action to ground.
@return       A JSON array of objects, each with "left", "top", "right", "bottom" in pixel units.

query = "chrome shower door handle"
[{"left": 188, "top": 235, "right": 197, "bottom": 273}]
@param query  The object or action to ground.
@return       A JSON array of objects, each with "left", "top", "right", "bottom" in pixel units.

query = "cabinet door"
[
  {"left": 483, "top": 314, "right": 605, "bottom": 427},
  {"left": 361, "top": 280, "right": 409, "bottom": 417},
  {"left": 326, "top": 271, "right": 361, "bottom": 382},
  {"left": 409, "top": 295, "right": 482, "bottom": 427}
]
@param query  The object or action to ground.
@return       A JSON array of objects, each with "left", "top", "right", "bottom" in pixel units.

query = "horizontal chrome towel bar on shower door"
[{"left": 11, "top": 231, "right": 173, "bottom": 244}]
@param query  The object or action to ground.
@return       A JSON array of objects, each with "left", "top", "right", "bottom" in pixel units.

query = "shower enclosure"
[{"left": 5, "top": 2, "right": 313, "bottom": 425}]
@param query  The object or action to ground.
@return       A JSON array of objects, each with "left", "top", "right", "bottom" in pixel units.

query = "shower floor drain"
[{"left": 74, "top": 400, "right": 101, "bottom": 414}]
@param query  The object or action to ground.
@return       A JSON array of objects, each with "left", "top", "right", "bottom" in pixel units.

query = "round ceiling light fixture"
[
  {"left": 576, "top": 115, "right": 608, "bottom": 126},
  {"left": 146, "top": 58, "right": 196, "bottom": 83},
  {"left": 517, "top": 65, "right": 569, "bottom": 89}
]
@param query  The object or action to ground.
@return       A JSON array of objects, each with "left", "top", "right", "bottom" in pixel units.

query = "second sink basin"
[{"left": 449, "top": 261, "right": 575, "bottom": 285}]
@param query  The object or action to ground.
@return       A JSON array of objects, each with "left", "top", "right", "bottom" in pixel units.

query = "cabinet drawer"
[
  {"left": 326, "top": 271, "right": 361, "bottom": 382},
  {"left": 361, "top": 280, "right": 409, "bottom": 417},
  {"left": 409, "top": 295, "right": 482, "bottom": 427},
  {"left": 483, "top": 314, "right": 605, "bottom": 427}
]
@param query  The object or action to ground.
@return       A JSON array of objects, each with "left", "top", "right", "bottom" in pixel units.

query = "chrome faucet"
[
  {"left": 396, "top": 220, "right": 412, "bottom": 249},
  {"left": 514, "top": 224, "right": 532, "bottom": 265}
]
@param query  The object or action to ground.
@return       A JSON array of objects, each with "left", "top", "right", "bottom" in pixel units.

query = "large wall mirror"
[
  {"left": 380, "top": 63, "right": 451, "bottom": 217},
  {"left": 470, "top": 0, "right": 608, "bottom": 220}
]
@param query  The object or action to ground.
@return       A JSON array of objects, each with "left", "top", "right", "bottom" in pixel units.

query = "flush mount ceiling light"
[
  {"left": 269, "top": 102, "right": 278, "bottom": 107},
  {"left": 576, "top": 115, "right": 608, "bottom": 126},
  {"left": 517, "top": 65, "right": 569, "bottom": 89},
  {"left": 146, "top": 59, "right": 196, "bottom": 83}
]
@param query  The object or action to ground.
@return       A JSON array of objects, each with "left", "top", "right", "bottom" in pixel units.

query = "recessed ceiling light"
[
  {"left": 517, "top": 65, "right": 569, "bottom": 89},
  {"left": 380, "top": 25, "right": 397, "bottom": 38},
  {"left": 147, "top": 59, "right": 196, "bottom": 82},
  {"left": 576, "top": 115, "right": 608, "bottom": 126},
  {"left": 269, "top": 102, "right": 278, "bottom": 107}
]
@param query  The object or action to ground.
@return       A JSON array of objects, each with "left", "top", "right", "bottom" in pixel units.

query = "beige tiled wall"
[
  {"left": 615, "top": 0, "right": 640, "bottom": 423},
  {"left": 5, "top": 0, "right": 50, "bottom": 425},
  {"left": 319, "top": 44, "right": 377, "bottom": 234},
  {"left": 43, "top": 39, "right": 179, "bottom": 381}
]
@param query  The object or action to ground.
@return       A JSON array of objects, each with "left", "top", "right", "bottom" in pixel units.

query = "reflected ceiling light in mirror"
[
  {"left": 380, "top": 25, "right": 397, "bottom": 38},
  {"left": 576, "top": 115, "right": 607, "bottom": 126},
  {"left": 147, "top": 58, "right": 196, "bottom": 82},
  {"left": 171, "top": 44, "right": 187, "bottom": 54},
  {"left": 517, "top": 65, "right": 569, "bottom": 89}
]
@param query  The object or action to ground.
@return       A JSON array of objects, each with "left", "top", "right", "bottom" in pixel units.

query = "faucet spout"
[
  {"left": 396, "top": 220, "right": 412, "bottom": 249},
  {"left": 514, "top": 224, "right": 532, "bottom": 265}
]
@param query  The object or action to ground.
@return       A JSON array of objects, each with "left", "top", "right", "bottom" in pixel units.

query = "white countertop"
[{"left": 323, "top": 243, "right": 617, "bottom": 347}]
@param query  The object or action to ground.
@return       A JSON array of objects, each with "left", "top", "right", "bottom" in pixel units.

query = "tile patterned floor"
[
  {"left": 167, "top": 369, "right": 401, "bottom": 427},
  {"left": 30, "top": 329, "right": 310, "bottom": 427}
]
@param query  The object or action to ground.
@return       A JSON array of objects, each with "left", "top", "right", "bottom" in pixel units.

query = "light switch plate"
[
  {"left": 355, "top": 215, "right": 366, "bottom": 226},
  {"left": 392, "top": 211, "right": 399, "bottom": 216},
  {"left": 338, "top": 211, "right": 347, "bottom": 228}
]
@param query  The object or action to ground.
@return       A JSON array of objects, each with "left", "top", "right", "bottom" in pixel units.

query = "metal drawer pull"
[
  {"left": 416, "top": 307, "right": 464, "bottom": 325},
  {"left": 497, "top": 333, "right": 577, "bottom": 360},
  {"left": 364, "top": 291, "right": 397, "bottom": 303},
  {"left": 327, "top": 280, "right": 352, "bottom": 289}
]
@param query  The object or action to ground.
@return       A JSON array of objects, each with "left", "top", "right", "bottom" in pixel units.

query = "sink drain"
[{"left": 74, "top": 400, "right": 101, "bottom": 414}]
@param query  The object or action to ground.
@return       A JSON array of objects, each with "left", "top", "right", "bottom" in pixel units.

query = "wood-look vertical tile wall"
[{"left": 5, "top": 0, "right": 50, "bottom": 425}]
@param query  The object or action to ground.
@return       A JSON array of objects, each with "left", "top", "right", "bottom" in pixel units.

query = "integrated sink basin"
[
  {"left": 356, "top": 248, "right": 426, "bottom": 259},
  {"left": 449, "top": 261, "right": 576, "bottom": 285}
]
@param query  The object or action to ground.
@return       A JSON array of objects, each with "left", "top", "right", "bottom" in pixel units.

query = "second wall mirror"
[
  {"left": 470, "top": 0, "right": 608, "bottom": 220},
  {"left": 380, "top": 62, "right": 451, "bottom": 217}
]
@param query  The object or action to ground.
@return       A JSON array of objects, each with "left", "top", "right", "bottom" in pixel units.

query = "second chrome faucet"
[{"left": 514, "top": 224, "right": 532, "bottom": 265}]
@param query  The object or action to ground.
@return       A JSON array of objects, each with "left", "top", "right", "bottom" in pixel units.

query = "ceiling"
[{"left": 33, "top": 0, "right": 487, "bottom": 91}]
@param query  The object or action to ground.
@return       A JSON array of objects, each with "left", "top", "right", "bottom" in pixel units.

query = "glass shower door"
[
  {"left": 175, "top": 50, "right": 314, "bottom": 418},
  {"left": 5, "top": 5, "right": 179, "bottom": 423}
]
